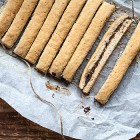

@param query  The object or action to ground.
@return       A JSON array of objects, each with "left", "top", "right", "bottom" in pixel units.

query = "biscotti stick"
[
  {"left": 1, "top": 0, "right": 39, "bottom": 48},
  {"left": 49, "top": 0, "right": 103, "bottom": 78},
  {"left": 13, "top": 0, "right": 54, "bottom": 58},
  {"left": 79, "top": 14, "right": 132, "bottom": 94},
  {"left": 62, "top": 2, "right": 115, "bottom": 82},
  {"left": 95, "top": 22, "right": 140, "bottom": 105},
  {"left": 25, "top": 0, "right": 70, "bottom": 64},
  {"left": 0, "top": 0, "right": 24, "bottom": 38},
  {"left": 36, "top": 0, "right": 86, "bottom": 73}
]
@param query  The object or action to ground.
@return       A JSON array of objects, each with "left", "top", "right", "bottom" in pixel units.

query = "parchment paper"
[{"left": 0, "top": 1, "right": 140, "bottom": 140}]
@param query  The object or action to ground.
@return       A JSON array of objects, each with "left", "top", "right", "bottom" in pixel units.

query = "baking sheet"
[{"left": 0, "top": 1, "right": 140, "bottom": 140}]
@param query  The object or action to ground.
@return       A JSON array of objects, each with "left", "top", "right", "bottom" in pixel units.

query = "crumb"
[
  {"left": 91, "top": 118, "right": 94, "bottom": 120},
  {"left": 52, "top": 93, "right": 55, "bottom": 98},
  {"left": 82, "top": 106, "right": 85, "bottom": 108},
  {"left": 84, "top": 106, "right": 90, "bottom": 114},
  {"left": 109, "top": 19, "right": 115, "bottom": 22}
]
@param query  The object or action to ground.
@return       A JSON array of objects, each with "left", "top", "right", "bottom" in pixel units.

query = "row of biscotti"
[
  {"left": 1, "top": 1, "right": 139, "bottom": 105},
  {"left": 0, "top": 0, "right": 92, "bottom": 62},
  {"left": 2, "top": 0, "right": 115, "bottom": 81},
  {"left": 16, "top": 0, "right": 107, "bottom": 68},
  {"left": 1, "top": 0, "right": 55, "bottom": 48},
  {"left": 0, "top": 0, "right": 113, "bottom": 98},
  {"left": 36, "top": 1, "right": 115, "bottom": 77},
  {"left": 0, "top": 0, "right": 90, "bottom": 57},
  {"left": 0, "top": 1, "right": 113, "bottom": 76},
  {"left": 59, "top": 11, "right": 140, "bottom": 106},
  {"left": 0, "top": 0, "right": 115, "bottom": 73},
  {"left": 41, "top": 0, "right": 140, "bottom": 105}
]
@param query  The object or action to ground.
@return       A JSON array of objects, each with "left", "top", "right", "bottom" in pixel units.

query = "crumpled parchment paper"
[{"left": 0, "top": 0, "right": 140, "bottom": 140}]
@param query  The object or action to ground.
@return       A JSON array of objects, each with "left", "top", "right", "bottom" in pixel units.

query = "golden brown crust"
[
  {"left": 49, "top": 0, "right": 103, "bottom": 78},
  {"left": 0, "top": 0, "right": 24, "bottom": 38},
  {"left": 62, "top": 2, "right": 115, "bottom": 82},
  {"left": 95, "top": 22, "right": 140, "bottom": 105},
  {"left": 1, "top": 0, "right": 39, "bottom": 48},
  {"left": 36, "top": 0, "right": 87, "bottom": 73},
  {"left": 25, "top": 0, "right": 70, "bottom": 64},
  {"left": 13, "top": 0, "right": 54, "bottom": 58}
]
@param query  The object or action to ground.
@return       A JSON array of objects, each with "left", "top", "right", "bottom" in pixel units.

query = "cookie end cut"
[
  {"left": 79, "top": 80, "right": 86, "bottom": 90},
  {"left": 25, "top": 55, "right": 36, "bottom": 65},
  {"left": 95, "top": 94, "right": 107, "bottom": 105},
  {"left": 49, "top": 70, "right": 62, "bottom": 79},
  {"left": 1, "top": 38, "right": 12, "bottom": 49},
  {"left": 35, "top": 64, "right": 46, "bottom": 74},
  {"left": 13, "top": 49, "right": 25, "bottom": 58},
  {"left": 61, "top": 75, "right": 71, "bottom": 84}
]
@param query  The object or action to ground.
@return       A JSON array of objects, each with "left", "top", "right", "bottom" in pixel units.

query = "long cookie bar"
[
  {"left": 13, "top": 0, "right": 54, "bottom": 58},
  {"left": 79, "top": 14, "right": 132, "bottom": 94},
  {"left": 95, "top": 22, "right": 140, "bottom": 105},
  {"left": 0, "top": 0, "right": 24, "bottom": 38},
  {"left": 25, "top": 0, "right": 70, "bottom": 64},
  {"left": 49, "top": 0, "right": 103, "bottom": 78},
  {"left": 1, "top": 0, "right": 39, "bottom": 48},
  {"left": 62, "top": 2, "right": 115, "bottom": 82},
  {"left": 36, "top": 0, "right": 86, "bottom": 73}
]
